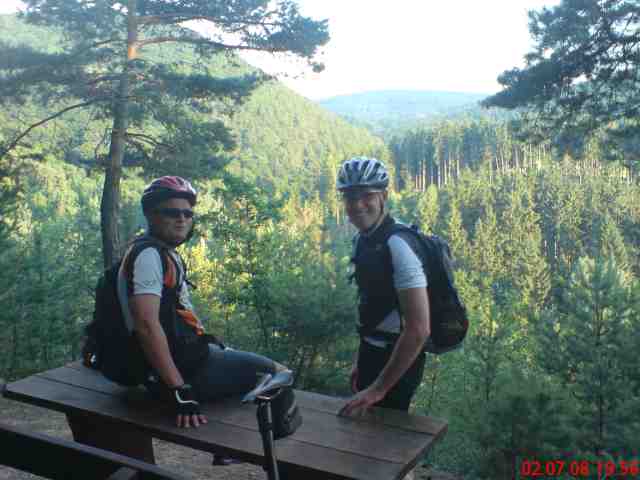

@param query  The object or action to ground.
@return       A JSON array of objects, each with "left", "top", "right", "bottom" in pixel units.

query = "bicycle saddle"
[{"left": 242, "top": 370, "right": 294, "bottom": 403}]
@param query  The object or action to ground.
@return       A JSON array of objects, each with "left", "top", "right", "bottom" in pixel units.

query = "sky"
[{"left": 1, "top": 0, "right": 560, "bottom": 100}]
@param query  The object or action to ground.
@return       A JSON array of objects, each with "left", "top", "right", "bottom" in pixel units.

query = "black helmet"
[
  {"left": 141, "top": 176, "right": 197, "bottom": 215},
  {"left": 336, "top": 156, "right": 389, "bottom": 191}
]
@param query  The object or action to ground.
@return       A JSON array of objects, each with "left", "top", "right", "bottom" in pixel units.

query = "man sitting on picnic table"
[{"left": 116, "top": 176, "right": 289, "bottom": 429}]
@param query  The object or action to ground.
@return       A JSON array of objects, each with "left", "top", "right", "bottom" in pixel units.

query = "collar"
[
  {"left": 360, "top": 213, "right": 394, "bottom": 240},
  {"left": 141, "top": 231, "right": 177, "bottom": 251}
]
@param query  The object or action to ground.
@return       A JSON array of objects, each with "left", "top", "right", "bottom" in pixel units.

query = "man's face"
[
  {"left": 342, "top": 189, "right": 387, "bottom": 231},
  {"left": 148, "top": 197, "right": 194, "bottom": 246}
]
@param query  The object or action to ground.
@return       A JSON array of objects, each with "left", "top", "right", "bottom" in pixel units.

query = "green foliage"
[
  {"left": 537, "top": 255, "right": 640, "bottom": 453},
  {"left": 472, "top": 371, "right": 573, "bottom": 479},
  {"left": 227, "top": 81, "right": 385, "bottom": 201},
  {"left": 409, "top": 153, "right": 640, "bottom": 473},
  {"left": 0, "top": 159, "right": 103, "bottom": 379}
]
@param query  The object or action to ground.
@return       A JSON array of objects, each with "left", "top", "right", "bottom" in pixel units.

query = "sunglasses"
[
  {"left": 340, "top": 190, "right": 382, "bottom": 202},
  {"left": 155, "top": 208, "right": 194, "bottom": 219}
]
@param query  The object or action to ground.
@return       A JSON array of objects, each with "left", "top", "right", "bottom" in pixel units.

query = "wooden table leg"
[{"left": 66, "top": 412, "right": 155, "bottom": 464}]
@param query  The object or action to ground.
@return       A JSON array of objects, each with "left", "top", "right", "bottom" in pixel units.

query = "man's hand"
[
  {"left": 177, "top": 412, "right": 208, "bottom": 428},
  {"left": 339, "top": 383, "right": 386, "bottom": 417},
  {"left": 171, "top": 384, "right": 208, "bottom": 428}
]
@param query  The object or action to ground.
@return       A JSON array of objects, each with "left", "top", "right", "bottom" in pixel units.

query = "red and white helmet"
[{"left": 141, "top": 176, "right": 197, "bottom": 214}]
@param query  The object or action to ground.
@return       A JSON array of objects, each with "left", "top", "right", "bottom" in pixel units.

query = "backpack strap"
[
  {"left": 348, "top": 232, "right": 361, "bottom": 285},
  {"left": 385, "top": 223, "right": 425, "bottom": 259},
  {"left": 174, "top": 253, "right": 196, "bottom": 290},
  {"left": 121, "top": 237, "right": 182, "bottom": 293},
  {"left": 382, "top": 223, "right": 427, "bottom": 314}
]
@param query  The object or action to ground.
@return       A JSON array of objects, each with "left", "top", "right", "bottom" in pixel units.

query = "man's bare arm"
[
  {"left": 371, "top": 287, "right": 430, "bottom": 395},
  {"left": 130, "top": 294, "right": 184, "bottom": 388}
]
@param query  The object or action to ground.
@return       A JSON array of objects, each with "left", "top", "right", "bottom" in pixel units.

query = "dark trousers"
[
  {"left": 144, "top": 344, "right": 277, "bottom": 402},
  {"left": 356, "top": 340, "right": 426, "bottom": 411}
]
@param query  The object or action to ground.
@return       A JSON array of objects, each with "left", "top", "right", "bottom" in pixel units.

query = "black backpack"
[
  {"left": 389, "top": 224, "right": 469, "bottom": 353},
  {"left": 82, "top": 238, "right": 180, "bottom": 386}
]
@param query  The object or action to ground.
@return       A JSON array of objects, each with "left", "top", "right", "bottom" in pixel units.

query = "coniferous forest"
[{"left": 1, "top": 2, "right": 640, "bottom": 479}]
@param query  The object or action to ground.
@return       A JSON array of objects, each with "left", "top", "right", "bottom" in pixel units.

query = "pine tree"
[
  {"left": 537, "top": 255, "right": 639, "bottom": 453},
  {"left": 501, "top": 178, "right": 550, "bottom": 311},
  {"left": 473, "top": 370, "right": 573, "bottom": 480},
  {"left": 417, "top": 184, "right": 440, "bottom": 234},
  {"left": 482, "top": 1, "right": 640, "bottom": 145},
  {"left": 0, "top": 0, "right": 329, "bottom": 267}
]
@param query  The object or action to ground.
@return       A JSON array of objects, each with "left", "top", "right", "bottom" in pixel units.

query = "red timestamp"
[{"left": 518, "top": 458, "right": 640, "bottom": 478}]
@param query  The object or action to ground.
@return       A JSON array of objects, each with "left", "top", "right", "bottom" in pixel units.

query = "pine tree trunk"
[
  {"left": 101, "top": 0, "right": 138, "bottom": 268},
  {"left": 422, "top": 157, "right": 426, "bottom": 191}
]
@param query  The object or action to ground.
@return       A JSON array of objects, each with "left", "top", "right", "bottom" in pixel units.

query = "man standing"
[{"left": 337, "top": 157, "right": 430, "bottom": 417}]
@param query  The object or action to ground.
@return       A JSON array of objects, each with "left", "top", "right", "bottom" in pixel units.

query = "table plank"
[
  {"left": 4, "top": 374, "right": 436, "bottom": 480},
  {"left": 54, "top": 364, "right": 448, "bottom": 438},
  {"left": 34, "top": 366, "right": 436, "bottom": 465},
  {"left": 297, "top": 390, "right": 449, "bottom": 437},
  {"left": 37, "top": 367, "right": 446, "bottom": 463}
]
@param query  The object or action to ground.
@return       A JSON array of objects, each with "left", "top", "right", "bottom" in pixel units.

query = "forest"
[{"left": 1, "top": 1, "right": 640, "bottom": 479}]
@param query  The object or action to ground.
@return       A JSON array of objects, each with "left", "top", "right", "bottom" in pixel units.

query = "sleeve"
[
  {"left": 131, "top": 247, "right": 164, "bottom": 297},
  {"left": 387, "top": 234, "right": 428, "bottom": 291}
]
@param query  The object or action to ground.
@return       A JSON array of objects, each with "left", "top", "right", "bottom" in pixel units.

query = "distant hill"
[
  {"left": 319, "top": 90, "right": 496, "bottom": 137},
  {"left": 320, "top": 90, "right": 489, "bottom": 118},
  {"left": 0, "top": 14, "right": 385, "bottom": 198}
]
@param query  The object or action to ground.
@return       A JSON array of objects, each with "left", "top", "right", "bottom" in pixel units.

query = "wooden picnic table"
[{"left": 2, "top": 362, "right": 448, "bottom": 480}]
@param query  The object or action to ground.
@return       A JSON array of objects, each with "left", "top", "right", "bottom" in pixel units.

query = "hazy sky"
[{"left": 1, "top": 0, "right": 560, "bottom": 100}]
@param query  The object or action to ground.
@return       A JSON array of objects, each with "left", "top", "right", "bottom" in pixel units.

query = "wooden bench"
[
  {"left": 0, "top": 421, "right": 187, "bottom": 480},
  {"left": 3, "top": 362, "right": 448, "bottom": 480}
]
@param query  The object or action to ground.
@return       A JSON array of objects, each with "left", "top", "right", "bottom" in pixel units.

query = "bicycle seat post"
[{"left": 256, "top": 396, "right": 280, "bottom": 480}]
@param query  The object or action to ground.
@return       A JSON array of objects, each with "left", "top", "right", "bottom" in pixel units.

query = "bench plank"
[{"left": 0, "top": 422, "right": 186, "bottom": 480}]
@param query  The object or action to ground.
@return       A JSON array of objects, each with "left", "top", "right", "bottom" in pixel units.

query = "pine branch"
[
  {"left": 125, "top": 131, "right": 174, "bottom": 150},
  {"left": 67, "top": 38, "right": 123, "bottom": 57},
  {"left": 93, "top": 127, "right": 110, "bottom": 166},
  {"left": 138, "top": 13, "right": 281, "bottom": 28},
  {"left": 0, "top": 99, "right": 106, "bottom": 159},
  {"left": 137, "top": 36, "right": 278, "bottom": 53}
]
